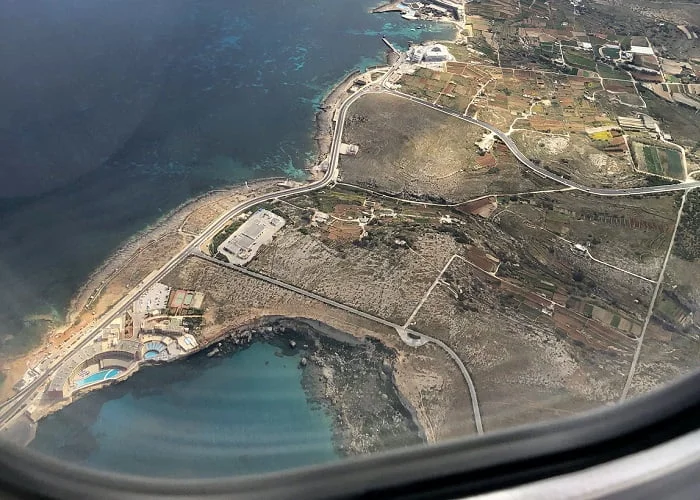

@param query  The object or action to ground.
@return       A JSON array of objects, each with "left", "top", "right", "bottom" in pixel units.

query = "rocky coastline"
[
  {"left": 25, "top": 316, "right": 425, "bottom": 457},
  {"left": 8, "top": 49, "right": 429, "bottom": 458},
  {"left": 209, "top": 316, "right": 425, "bottom": 457},
  {"left": 313, "top": 69, "right": 361, "bottom": 167}
]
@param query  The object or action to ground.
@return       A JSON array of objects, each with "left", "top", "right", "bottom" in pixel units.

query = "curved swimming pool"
[{"left": 76, "top": 369, "right": 123, "bottom": 388}]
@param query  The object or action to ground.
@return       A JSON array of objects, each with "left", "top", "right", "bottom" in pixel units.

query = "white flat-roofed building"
[
  {"left": 617, "top": 116, "right": 645, "bottom": 131},
  {"left": 217, "top": 209, "right": 285, "bottom": 265},
  {"left": 631, "top": 45, "right": 655, "bottom": 56},
  {"left": 630, "top": 36, "right": 654, "bottom": 56},
  {"left": 177, "top": 334, "right": 198, "bottom": 352}
]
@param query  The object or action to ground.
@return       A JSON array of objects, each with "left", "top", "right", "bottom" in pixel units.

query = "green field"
[
  {"left": 601, "top": 47, "right": 620, "bottom": 59},
  {"left": 308, "top": 189, "right": 365, "bottom": 213},
  {"left": 563, "top": 48, "right": 597, "bottom": 70},
  {"left": 537, "top": 42, "right": 557, "bottom": 58},
  {"left": 666, "top": 149, "right": 684, "bottom": 178},
  {"left": 642, "top": 145, "right": 662, "bottom": 174},
  {"left": 596, "top": 62, "right": 626, "bottom": 79},
  {"left": 632, "top": 142, "right": 685, "bottom": 179}
]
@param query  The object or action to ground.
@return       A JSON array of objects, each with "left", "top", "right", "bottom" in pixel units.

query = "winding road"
[
  {"left": 381, "top": 88, "right": 700, "bottom": 196},
  {"left": 0, "top": 60, "right": 390, "bottom": 427},
  {"left": 192, "top": 251, "right": 485, "bottom": 435},
  {"left": 4, "top": 47, "right": 697, "bottom": 434}
]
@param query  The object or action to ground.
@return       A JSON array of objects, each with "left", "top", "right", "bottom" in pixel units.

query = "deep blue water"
[
  {"left": 0, "top": 0, "right": 453, "bottom": 355},
  {"left": 30, "top": 342, "right": 339, "bottom": 477},
  {"left": 2, "top": 0, "right": 452, "bottom": 478}
]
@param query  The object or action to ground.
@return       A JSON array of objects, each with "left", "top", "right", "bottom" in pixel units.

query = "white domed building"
[
  {"left": 408, "top": 43, "right": 455, "bottom": 64},
  {"left": 423, "top": 44, "right": 454, "bottom": 62}
]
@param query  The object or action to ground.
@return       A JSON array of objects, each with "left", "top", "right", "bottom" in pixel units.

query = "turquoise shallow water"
[
  {"left": 30, "top": 342, "right": 339, "bottom": 477},
  {"left": 0, "top": 0, "right": 454, "bottom": 355},
  {"left": 9, "top": 0, "right": 453, "bottom": 478},
  {"left": 75, "top": 369, "right": 123, "bottom": 388}
]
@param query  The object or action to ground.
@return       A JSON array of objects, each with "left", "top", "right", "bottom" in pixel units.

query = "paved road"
[
  {"left": 381, "top": 88, "right": 700, "bottom": 196},
  {"left": 620, "top": 191, "right": 689, "bottom": 401},
  {"left": 193, "top": 252, "right": 485, "bottom": 435},
  {"left": 192, "top": 252, "right": 421, "bottom": 335},
  {"left": 0, "top": 62, "right": 390, "bottom": 427},
  {"left": 7, "top": 51, "right": 686, "bottom": 429},
  {"left": 423, "top": 336, "right": 483, "bottom": 434}
]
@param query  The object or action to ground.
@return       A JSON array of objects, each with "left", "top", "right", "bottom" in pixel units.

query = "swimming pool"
[
  {"left": 76, "top": 369, "right": 123, "bottom": 388},
  {"left": 144, "top": 350, "right": 159, "bottom": 360}
]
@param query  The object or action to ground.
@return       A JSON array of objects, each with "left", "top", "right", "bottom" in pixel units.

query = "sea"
[
  {"left": 0, "top": 0, "right": 453, "bottom": 355},
  {"left": 30, "top": 342, "right": 339, "bottom": 478},
  {"left": 1, "top": 0, "right": 454, "bottom": 476}
]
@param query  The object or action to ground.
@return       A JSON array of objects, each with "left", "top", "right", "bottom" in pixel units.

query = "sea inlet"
[
  {"left": 31, "top": 341, "right": 338, "bottom": 477},
  {"left": 31, "top": 320, "right": 424, "bottom": 478},
  {"left": 6, "top": 0, "right": 451, "bottom": 476}
]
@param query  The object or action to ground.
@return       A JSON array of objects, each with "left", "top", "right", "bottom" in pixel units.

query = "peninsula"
[{"left": 3, "top": 0, "right": 700, "bottom": 461}]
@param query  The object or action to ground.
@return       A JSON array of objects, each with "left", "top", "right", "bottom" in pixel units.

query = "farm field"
[
  {"left": 466, "top": 0, "right": 520, "bottom": 19},
  {"left": 511, "top": 130, "right": 645, "bottom": 189},
  {"left": 495, "top": 190, "right": 679, "bottom": 290},
  {"left": 601, "top": 47, "right": 620, "bottom": 59},
  {"left": 563, "top": 48, "right": 597, "bottom": 71},
  {"left": 595, "top": 63, "right": 627, "bottom": 79},
  {"left": 630, "top": 141, "right": 685, "bottom": 180}
]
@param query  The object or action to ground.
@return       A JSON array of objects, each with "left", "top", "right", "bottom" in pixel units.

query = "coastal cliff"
[{"left": 212, "top": 316, "right": 426, "bottom": 456}]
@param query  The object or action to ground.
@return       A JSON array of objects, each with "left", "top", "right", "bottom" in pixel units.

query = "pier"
[{"left": 382, "top": 37, "right": 399, "bottom": 54}]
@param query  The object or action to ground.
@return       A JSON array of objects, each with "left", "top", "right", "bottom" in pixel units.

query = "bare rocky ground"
[
  {"left": 161, "top": 256, "right": 474, "bottom": 450},
  {"left": 229, "top": 184, "right": 677, "bottom": 435},
  {"left": 248, "top": 227, "right": 460, "bottom": 325},
  {"left": 410, "top": 259, "right": 634, "bottom": 432},
  {"left": 233, "top": 181, "right": 679, "bottom": 431},
  {"left": 339, "top": 93, "right": 556, "bottom": 203},
  {"left": 510, "top": 130, "right": 648, "bottom": 189},
  {"left": 629, "top": 312, "right": 700, "bottom": 399},
  {"left": 628, "top": 214, "right": 700, "bottom": 397},
  {"left": 394, "top": 343, "right": 476, "bottom": 442}
]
